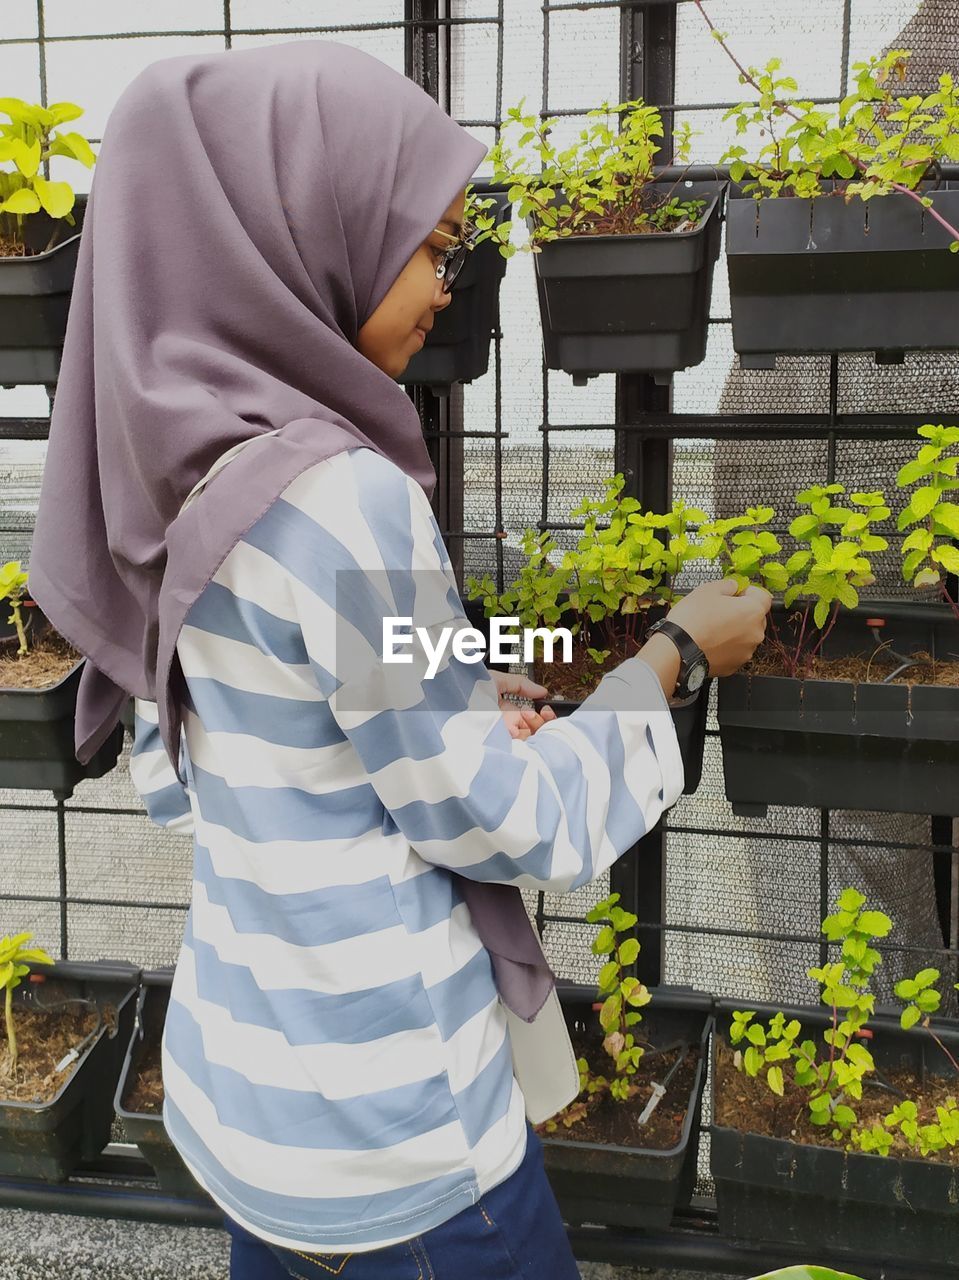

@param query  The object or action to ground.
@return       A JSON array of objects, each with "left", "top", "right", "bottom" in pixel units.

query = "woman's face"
[{"left": 356, "top": 188, "right": 467, "bottom": 378}]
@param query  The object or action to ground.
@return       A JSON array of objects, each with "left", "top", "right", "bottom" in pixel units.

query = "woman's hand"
[{"left": 490, "top": 670, "right": 558, "bottom": 740}]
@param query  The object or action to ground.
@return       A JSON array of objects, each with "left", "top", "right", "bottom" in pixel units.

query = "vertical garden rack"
[{"left": 1, "top": 2, "right": 958, "bottom": 1277}]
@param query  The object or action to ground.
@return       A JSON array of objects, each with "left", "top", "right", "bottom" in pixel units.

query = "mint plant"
[
  {"left": 466, "top": 474, "right": 712, "bottom": 690},
  {"left": 0, "top": 560, "right": 30, "bottom": 656},
  {"left": 896, "top": 423, "right": 959, "bottom": 620},
  {"left": 0, "top": 931, "right": 53, "bottom": 1077},
  {"left": 730, "top": 888, "right": 959, "bottom": 1163},
  {"left": 478, "top": 98, "right": 704, "bottom": 259},
  {"left": 731, "top": 889, "right": 889, "bottom": 1140},
  {"left": 745, "top": 485, "right": 889, "bottom": 678},
  {"left": 0, "top": 97, "right": 95, "bottom": 254},
  {"left": 541, "top": 892, "right": 651, "bottom": 1133},
  {"left": 694, "top": 2, "right": 959, "bottom": 249}
]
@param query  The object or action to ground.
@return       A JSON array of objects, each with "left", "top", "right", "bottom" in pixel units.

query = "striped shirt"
[{"left": 130, "top": 444, "right": 683, "bottom": 1253}]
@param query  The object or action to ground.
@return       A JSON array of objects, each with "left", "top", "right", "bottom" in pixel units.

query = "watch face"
[{"left": 686, "top": 663, "right": 707, "bottom": 693}]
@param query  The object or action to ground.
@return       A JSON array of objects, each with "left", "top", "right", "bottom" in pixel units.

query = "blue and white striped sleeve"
[
  {"left": 286, "top": 450, "right": 684, "bottom": 896},
  {"left": 129, "top": 698, "right": 195, "bottom": 836}
]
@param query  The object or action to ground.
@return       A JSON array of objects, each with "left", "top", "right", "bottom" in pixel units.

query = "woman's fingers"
[{"left": 504, "top": 703, "right": 557, "bottom": 739}]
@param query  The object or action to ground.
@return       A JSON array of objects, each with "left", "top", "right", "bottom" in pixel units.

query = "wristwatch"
[{"left": 645, "top": 618, "right": 709, "bottom": 701}]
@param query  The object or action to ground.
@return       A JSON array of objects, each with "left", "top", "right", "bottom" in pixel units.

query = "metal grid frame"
[{"left": 1, "top": 2, "right": 958, "bottom": 1275}]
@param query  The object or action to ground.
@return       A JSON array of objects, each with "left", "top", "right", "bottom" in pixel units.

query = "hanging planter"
[
  {"left": 711, "top": 999, "right": 959, "bottom": 1269},
  {"left": 115, "top": 969, "right": 205, "bottom": 1199},
  {"left": 726, "top": 183, "right": 959, "bottom": 369},
  {"left": 0, "top": 95, "right": 96, "bottom": 388},
  {"left": 541, "top": 982, "right": 712, "bottom": 1229},
  {"left": 399, "top": 192, "right": 510, "bottom": 397},
  {"left": 533, "top": 180, "right": 723, "bottom": 385},
  {"left": 0, "top": 958, "right": 139, "bottom": 1182},
  {"left": 0, "top": 576, "right": 123, "bottom": 797},
  {"left": 717, "top": 599, "right": 959, "bottom": 818},
  {"left": 483, "top": 98, "right": 724, "bottom": 384},
  {"left": 0, "top": 196, "right": 86, "bottom": 388}
]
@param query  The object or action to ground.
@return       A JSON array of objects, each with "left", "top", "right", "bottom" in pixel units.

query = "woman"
[{"left": 28, "top": 40, "right": 769, "bottom": 1279}]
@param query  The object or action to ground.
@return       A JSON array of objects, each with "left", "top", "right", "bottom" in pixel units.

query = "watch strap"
[{"left": 646, "top": 618, "right": 708, "bottom": 698}]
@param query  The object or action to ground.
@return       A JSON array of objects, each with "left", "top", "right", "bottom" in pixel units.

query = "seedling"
[
  {"left": 0, "top": 97, "right": 94, "bottom": 253},
  {"left": 0, "top": 560, "right": 30, "bottom": 656},
  {"left": 0, "top": 931, "right": 53, "bottom": 1077}
]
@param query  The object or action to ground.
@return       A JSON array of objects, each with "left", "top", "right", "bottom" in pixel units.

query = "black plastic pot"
[
  {"left": 533, "top": 181, "right": 724, "bottom": 384},
  {"left": 399, "top": 193, "right": 510, "bottom": 396},
  {"left": 542, "top": 985, "right": 712, "bottom": 1229},
  {"left": 717, "top": 600, "right": 959, "bottom": 818},
  {"left": 0, "top": 960, "right": 138, "bottom": 1182},
  {"left": 0, "top": 651, "right": 124, "bottom": 798},
  {"left": 115, "top": 970, "right": 206, "bottom": 1200},
  {"left": 711, "top": 999, "right": 959, "bottom": 1268},
  {"left": 0, "top": 195, "right": 86, "bottom": 387},
  {"left": 726, "top": 182, "right": 959, "bottom": 369}
]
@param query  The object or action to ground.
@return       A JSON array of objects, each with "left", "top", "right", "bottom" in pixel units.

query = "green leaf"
[
  {"left": 0, "top": 186, "right": 40, "bottom": 214},
  {"left": 858, "top": 910, "right": 892, "bottom": 937},
  {"left": 592, "top": 926, "right": 616, "bottom": 955},
  {"left": 32, "top": 176, "right": 74, "bottom": 219},
  {"left": 901, "top": 1004, "right": 921, "bottom": 1030},
  {"left": 932, "top": 502, "right": 959, "bottom": 537},
  {"left": 933, "top": 544, "right": 959, "bottom": 575},
  {"left": 767, "top": 1065, "right": 785, "bottom": 1097},
  {"left": 910, "top": 486, "right": 941, "bottom": 520},
  {"left": 618, "top": 937, "right": 640, "bottom": 966}
]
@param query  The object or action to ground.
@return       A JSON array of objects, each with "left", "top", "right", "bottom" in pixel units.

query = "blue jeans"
[{"left": 224, "top": 1125, "right": 580, "bottom": 1279}]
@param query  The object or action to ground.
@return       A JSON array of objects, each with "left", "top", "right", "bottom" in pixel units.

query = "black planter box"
[
  {"left": 0, "top": 960, "right": 138, "bottom": 1182},
  {"left": 399, "top": 193, "right": 510, "bottom": 396},
  {"left": 726, "top": 182, "right": 959, "bottom": 369},
  {"left": 0, "top": 195, "right": 86, "bottom": 387},
  {"left": 115, "top": 969, "right": 206, "bottom": 1200},
  {"left": 0, "top": 654, "right": 124, "bottom": 798},
  {"left": 533, "top": 181, "right": 724, "bottom": 384},
  {"left": 543, "top": 985, "right": 712, "bottom": 1229},
  {"left": 717, "top": 600, "right": 959, "bottom": 817},
  {"left": 711, "top": 999, "right": 959, "bottom": 1269}
]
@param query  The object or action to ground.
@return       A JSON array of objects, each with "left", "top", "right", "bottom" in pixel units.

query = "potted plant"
[
  {"left": 481, "top": 98, "right": 723, "bottom": 384},
  {"left": 465, "top": 473, "right": 723, "bottom": 794},
  {"left": 712, "top": 888, "right": 959, "bottom": 1269},
  {"left": 0, "top": 560, "right": 124, "bottom": 796},
  {"left": 696, "top": 12, "right": 959, "bottom": 368},
  {"left": 114, "top": 969, "right": 205, "bottom": 1199},
  {"left": 0, "top": 935, "right": 138, "bottom": 1182},
  {"left": 538, "top": 894, "right": 712, "bottom": 1228},
  {"left": 399, "top": 186, "right": 510, "bottom": 397},
  {"left": 0, "top": 96, "right": 95, "bottom": 386},
  {"left": 715, "top": 444, "right": 959, "bottom": 816}
]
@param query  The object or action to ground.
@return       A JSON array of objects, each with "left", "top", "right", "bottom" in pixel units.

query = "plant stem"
[
  {"left": 4, "top": 985, "right": 16, "bottom": 1076},
  {"left": 11, "top": 602, "right": 28, "bottom": 656}
]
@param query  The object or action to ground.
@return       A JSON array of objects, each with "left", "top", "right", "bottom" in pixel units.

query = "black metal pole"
[{"left": 608, "top": 0, "right": 679, "bottom": 988}]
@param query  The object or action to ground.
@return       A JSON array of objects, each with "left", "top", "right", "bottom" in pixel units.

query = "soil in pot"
[
  {"left": 122, "top": 1027, "right": 163, "bottom": 1115},
  {"left": 0, "top": 998, "right": 118, "bottom": 1105},
  {"left": 748, "top": 646, "right": 959, "bottom": 688},
  {"left": 539, "top": 1020, "right": 700, "bottom": 1151},
  {"left": 0, "top": 628, "right": 80, "bottom": 690},
  {"left": 714, "top": 1040, "right": 959, "bottom": 1167},
  {"left": 531, "top": 640, "right": 634, "bottom": 701}
]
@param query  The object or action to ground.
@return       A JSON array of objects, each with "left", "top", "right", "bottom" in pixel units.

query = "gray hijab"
[{"left": 28, "top": 39, "right": 553, "bottom": 1023}]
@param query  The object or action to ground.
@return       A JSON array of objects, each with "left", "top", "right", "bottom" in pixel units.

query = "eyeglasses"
[{"left": 431, "top": 223, "right": 479, "bottom": 294}]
